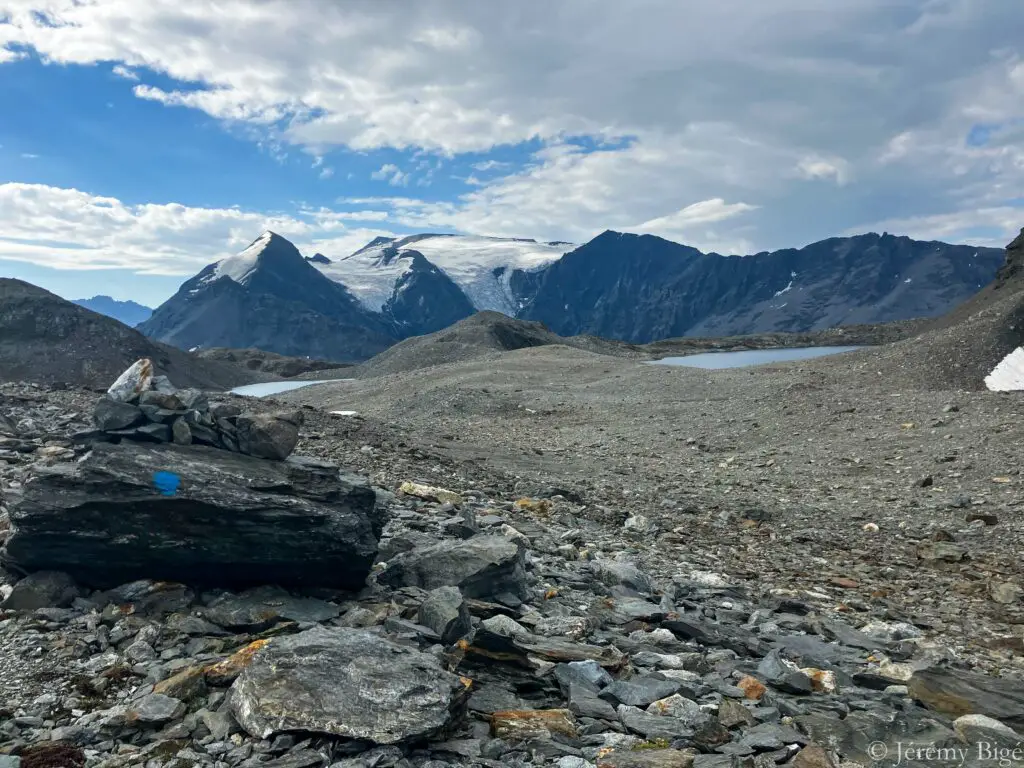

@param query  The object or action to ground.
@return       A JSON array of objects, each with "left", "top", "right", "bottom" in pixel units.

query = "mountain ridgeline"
[{"left": 139, "top": 229, "right": 1005, "bottom": 361}]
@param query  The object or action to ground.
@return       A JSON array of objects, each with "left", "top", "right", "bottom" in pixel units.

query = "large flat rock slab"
[
  {"left": 229, "top": 626, "right": 468, "bottom": 744},
  {"left": 3, "top": 442, "right": 380, "bottom": 590}
]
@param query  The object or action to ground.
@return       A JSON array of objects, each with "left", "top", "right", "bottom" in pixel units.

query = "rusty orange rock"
[
  {"left": 491, "top": 709, "right": 577, "bottom": 740},
  {"left": 204, "top": 639, "right": 270, "bottom": 686},
  {"left": 737, "top": 675, "right": 767, "bottom": 701}
]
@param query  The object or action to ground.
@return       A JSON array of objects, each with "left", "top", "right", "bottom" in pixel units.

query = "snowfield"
[{"left": 317, "top": 234, "right": 573, "bottom": 314}]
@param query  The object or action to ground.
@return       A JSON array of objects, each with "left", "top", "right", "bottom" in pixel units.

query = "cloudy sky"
[{"left": 1, "top": 0, "right": 1022, "bottom": 306}]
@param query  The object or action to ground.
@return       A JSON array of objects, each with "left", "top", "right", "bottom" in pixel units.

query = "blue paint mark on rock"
[{"left": 153, "top": 471, "right": 181, "bottom": 497}]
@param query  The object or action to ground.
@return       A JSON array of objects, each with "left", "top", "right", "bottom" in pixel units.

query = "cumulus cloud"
[
  {"left": 0, "top": 183, "right": 397, "bottom": 274},
  {"left": 0, "top": 0, "right": 1022, "bottom": 251},
  {"left": 111, "top": 64, "right": 138, "bottom": 81},
  {"left": 370, "top": 163, "right": 410, "bottom": 186}
]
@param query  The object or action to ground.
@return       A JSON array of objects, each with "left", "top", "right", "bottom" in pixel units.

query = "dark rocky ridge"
[
  {"left": 196, "top": 347, "right": 353, "bottom": 378},
  {"left": 830, "top": 226, "right": 1024, "bottom": 390},
  {"left": 354, "top": 311, "right": 646, "bottom": 379},
  {"left": 523, "top": 231, "right": 1004, "bottom": 342},
  {"left": 0, "top": 279, "right": 267, "bottom": 390}
]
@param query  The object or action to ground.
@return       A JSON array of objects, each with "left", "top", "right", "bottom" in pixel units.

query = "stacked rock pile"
[{"left": 87, "top": 359, "right": 302, "bottom": 461}]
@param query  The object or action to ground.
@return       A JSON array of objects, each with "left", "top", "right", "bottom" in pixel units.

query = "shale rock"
[
  {"left": 229, "top": 626, "right": 469, "bottom": 744},
  {"left": 3, "top": 442, "right": 379, "bottom": 589},
  {"left": 909, "top": 667, "right": 1024, "bottom": 729},
  {"left": 0, "top": 570, "right": 78, "bottom": 610},
  {"left": 377, "top": 535, "right": 527, "bottom": 600}
]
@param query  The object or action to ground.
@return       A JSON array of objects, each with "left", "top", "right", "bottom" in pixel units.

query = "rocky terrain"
[
  {"left": 0, "top": 280, "right": 269, "bottom": 391},
  {"left": 139, "top": 230, "right": 1002, "bottom": 362},
  {"left": 195, "top": 349, "right": 353, "bottom": 379},
  {"left": 1, "top": 229, "right": 1022, "bottom": 768}
]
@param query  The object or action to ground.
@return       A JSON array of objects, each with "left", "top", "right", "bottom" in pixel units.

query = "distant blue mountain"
[{"left": 73, "top": 295, "right": 154, "bottom": 327}]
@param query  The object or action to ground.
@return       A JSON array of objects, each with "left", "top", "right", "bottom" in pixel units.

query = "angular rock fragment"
[
  {"left": 201, "top": 586, "right": 341, "bottom": 631},
  {"left": 4, "top": 442, "right": 378, "bottom": 590},
  {"left": 417, "top": 586, "right": 472, "bottom": 644},
  {"left": 229, "top": 626, "right": 469, "bottom": 744},
  {"left": 107, "top": 358, "right": 153, "bottom": 403},
  {"left": 93, "top": 398, "right": 144, "bottom": 431},
  {"left": 399, "top": 481, "right": 464, "bottom": 505},
  {"left": 909, "top": 667, "right": 1024, "bottom": 729},
  {"left": 490, "top": 709, "right": 577, "bottom": 740},
  {"left": 235, "top": 411, "right": 301, "bottom": 460},
  {"left": 377, "top": 535, "right": 526, "bottom": 600},
  {"left": 1, "top": 570, "right": 79, "bottom": 610}
]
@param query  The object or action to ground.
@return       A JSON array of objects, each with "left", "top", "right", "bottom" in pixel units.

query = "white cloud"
[
  {"left": 795, "top": 156, "right": 851, "bottom": 185},
  {"left": 318, "top": 167, "right": 334, "bottom": 179},
  {"left": 0, "top": 183, "right": 397, "bottom": 275},
  {"left": 111, "top": 64, "right": 138, "bottom": 81},
  {"left": 0, "top": 0, "right": 1021, "bottom": 251},
  {"left": 370, "top": 163, "right": 410, "bottom": 187}
]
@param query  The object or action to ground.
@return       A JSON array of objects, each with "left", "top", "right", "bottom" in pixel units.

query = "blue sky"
[{"left": 0, "top": 0, "right": 1022, "bottom": 307}]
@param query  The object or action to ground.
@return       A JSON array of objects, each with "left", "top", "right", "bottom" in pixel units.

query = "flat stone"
[
  {"left": 5, "top": 442, "right": 380, "bottom": 590},
  {"left": 910, "top": 668, "right": 1024, "bottom": 729},
  {"left": 617, "top": 704, "right": 696, "bottom": 741},
  {"left": 377, "top": 535, "right": 527, "bottom": 600},
  {"left": 126, "top": 693, "right": 187, "bottom": 725},
  {"left": 491, "top": 709, "right": 578, "bottom": 741},
  {"left": 94, "top": 398, "right": 145, "bottom": 431},
  {"left": 602, "top": 677, "right": 682, "bottom": 707},
  {"left": 202, "top": 586, "right": 341, "bottom": 631},
  {"left": 229, "top": 626, "right": 469, "bottom": 744}
]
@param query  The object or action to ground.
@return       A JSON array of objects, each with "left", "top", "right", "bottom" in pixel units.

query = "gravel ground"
[{"left": 277, "top": 343, "right": 1024, "bottom": 675}]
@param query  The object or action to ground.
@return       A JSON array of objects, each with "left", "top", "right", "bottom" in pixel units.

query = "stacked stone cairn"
[{"left": 88, "top": 359, "right": 301, "bottom": 460}]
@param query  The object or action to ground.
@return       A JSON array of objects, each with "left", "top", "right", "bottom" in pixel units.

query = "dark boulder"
[
  {"left": 3, "top": 442, "right": 379, "bottom": 590},
  {"left": 1, "top": 570, "right": 79, "bottom": 610},
  {"left": 235, "top": 411, "right": 302, "bottom": 460},
  {"left": 377, "top": 535, "right": 527, "bottom": 600},
  {"left": 93, "top": 398, "right": 144, "bottom": 431}
]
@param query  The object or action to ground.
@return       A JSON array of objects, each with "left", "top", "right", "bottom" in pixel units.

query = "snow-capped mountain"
[
  {"left": 139, "top": 232, "right": 397, "bottom": 361},
  {"left": 139, "top": 229, "right": 1007, "bottom": 362},
  {"left": 316, "top": 234, "right": 573, "bottom": 316}
]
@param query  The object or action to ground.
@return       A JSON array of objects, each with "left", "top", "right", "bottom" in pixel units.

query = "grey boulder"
[
  {"left": 229, "top": 626, "right": 469, "bottom": 744},
  {"left": 377, "top": 535, "right": 527, "bottom": 600},
  {"left": 1, "top": 570, "right": 79, "bottom": 610},
  {"left": 235, "top": 411, "right": 302, "bottom": 460},
  {"left": 3, "top": 442, "right": 380, "bottom": 590}
]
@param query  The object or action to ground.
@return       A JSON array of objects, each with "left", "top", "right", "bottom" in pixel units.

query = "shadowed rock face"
[{"left": 3, "top": 442, "right": 381, "bottom": 590}]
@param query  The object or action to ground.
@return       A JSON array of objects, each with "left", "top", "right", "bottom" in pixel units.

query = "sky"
[{"left": 0, "top": 0, "right": 1022, "bottom": 307}]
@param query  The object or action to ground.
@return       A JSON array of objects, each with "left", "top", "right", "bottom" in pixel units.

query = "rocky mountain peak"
[{"left": 995, "top": 226, "right": 1024, "bottom": 288}]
